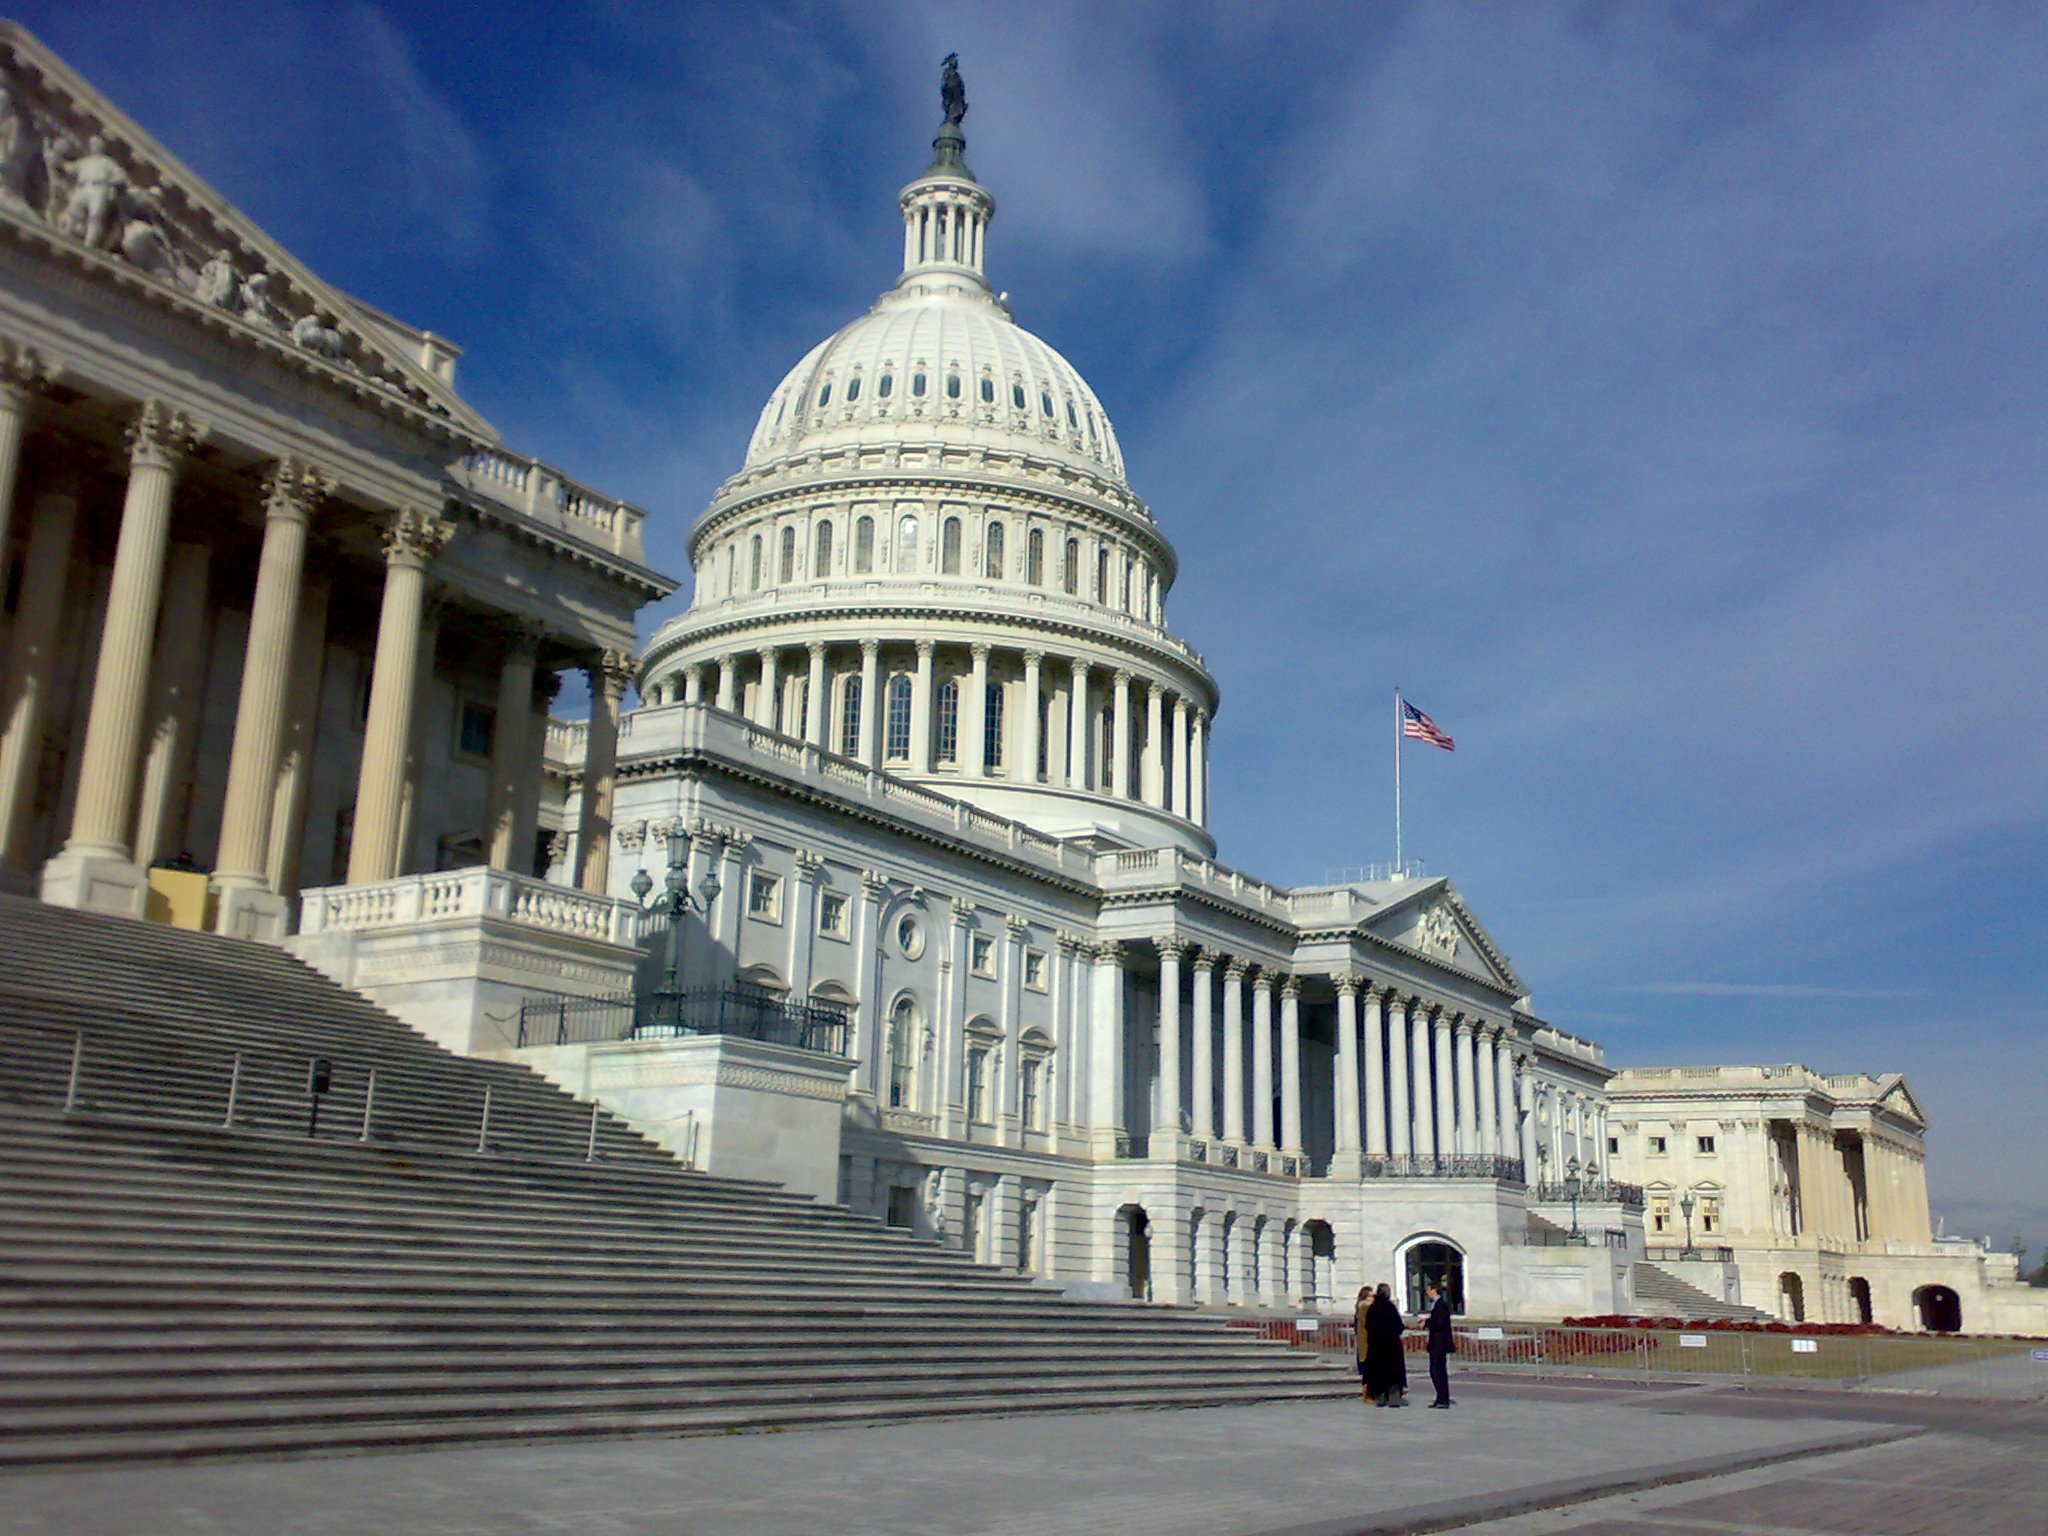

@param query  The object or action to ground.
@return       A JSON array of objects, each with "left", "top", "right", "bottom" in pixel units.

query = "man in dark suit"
[{"left": 1423, "top": 1282, "right": 1456, "bottom": 1407}]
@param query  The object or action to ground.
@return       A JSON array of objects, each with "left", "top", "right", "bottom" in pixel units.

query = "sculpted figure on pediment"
[
  {"left": 291, "top": 309, "right": 346, "bottom": 360},
  {"left": 56, "top": 133, "right": 125, "bottom": 249},
  {"left": 238, "top": 269, "right": 283, "bottom": 331},
  {"left": 1418, "top": 900, "right": 1460, "bottom": 960},
  {"left": 195, "top": 248, "right": 237, "bottom": 308},
  {"left": 0, "top": 78, "right": 48, "bottom": 215},
  {"left": 116, "top": 184, "right": 175, "bottom": 277}
]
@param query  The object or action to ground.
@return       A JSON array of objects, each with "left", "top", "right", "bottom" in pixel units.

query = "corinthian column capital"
[
  {"left": 594, "top": 647, "right": 636, "bottom": 697},
  {"left": 0, "top": 340, "right": 60, "bottom": 398},
  {"left": 127, "top": 399, "right": 207, "bottom": 470},
  {"left": 261, "top": 457, "right": 334, "bottom": 523},
  {"left": 380, "top": 505, "right": 455, "bottom": 568}
]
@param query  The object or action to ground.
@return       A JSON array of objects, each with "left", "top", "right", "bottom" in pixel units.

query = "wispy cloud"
[
  {"left": 344, "top": 5, "right": 491, "bottom": 255},
  {"left": 1612, "top": 983, "right": 1922, "bottom": 1001}
]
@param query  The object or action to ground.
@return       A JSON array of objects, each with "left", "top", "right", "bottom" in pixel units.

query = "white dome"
[{"left": 742, "top": 285, "right": 1128, "bottom": 486}]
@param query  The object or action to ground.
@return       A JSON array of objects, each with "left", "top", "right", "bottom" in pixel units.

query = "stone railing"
[
  {"left": 450, "top": 449, "right": 652, "bottom": 565},
  {"left": 1532, "top": 1024, "right": 1607, "bottom": 1067},
  {"left": 298, "top": 867, "right": 649, "bottom": 947},
  {"left": 1092, "top": 844, "right": 1293, "bottom": 917}
]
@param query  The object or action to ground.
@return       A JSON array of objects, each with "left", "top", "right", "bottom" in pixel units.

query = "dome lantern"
[{"left": 896, "top": 53, "right": 994, "bottom": 295}]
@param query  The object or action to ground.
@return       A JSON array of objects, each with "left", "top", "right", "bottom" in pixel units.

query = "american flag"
[{"left": 1401, "top": 700, "right": 1455, "bottom": 751}]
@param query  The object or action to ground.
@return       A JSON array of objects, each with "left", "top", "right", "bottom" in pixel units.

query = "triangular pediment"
[
  {"left": 1362, "top": 879, "right": 1524, "bottom": 995},
  {"left": 1876, "top": 1075, "right": 1929, "bottom": 1131},
  {"left": 0, "top": 23, "right": 493, "bottom": 442}
]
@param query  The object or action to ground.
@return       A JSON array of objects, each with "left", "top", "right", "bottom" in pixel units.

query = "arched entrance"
[
  {"left": 1404, "top": 1239, "right": 1465, "bottom": 1314},
  {"left": 1848, "top": 1276, "right": 1873, "bottom": 1325},
  {"left": 1121, "top": 1205, "right": 1151, "bottom": 1301},
  {"left": 1301, "top": 1220, "right": 1337, "bottom": 1305},
  {"left": 1778, "top": 1272, "right": 1805, "bottom": 1323},
  {"left": 1914, "top": 1284, "right": 1962, "bottom": 1333}
]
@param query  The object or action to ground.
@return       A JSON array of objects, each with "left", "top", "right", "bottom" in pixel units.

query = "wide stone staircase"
[
  {"left": 1631, "top": 1260, "right": 1774, "bottom": 1323},
  {"left": 0, "top": 895, "right": 1345, "bottom": 1467}
]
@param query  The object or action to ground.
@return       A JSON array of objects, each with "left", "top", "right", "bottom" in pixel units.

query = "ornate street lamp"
[
  {"left": 1679, "top": 1187, "right": 1698, "bottom": 1260},
  {"left": 629, "top": 861, "right": 720, "bottom": 1032},
  {"left": 1564, "top": 1155, "right": 1586, "bottom": 1246}
]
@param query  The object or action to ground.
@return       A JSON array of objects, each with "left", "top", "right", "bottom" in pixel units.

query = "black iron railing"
[
  {"left": 515, "top": 985, "right": 849, "bottom": 1056},
  {"left": 1534, "top": 1179, "right": 1646, "bottom": 1211},
  {"left": 1364, "top": 1154, "right": 1526, "bottom": 1181}
]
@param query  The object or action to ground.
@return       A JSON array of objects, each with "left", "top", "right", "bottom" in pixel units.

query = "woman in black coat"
[{"left": 1362, "top": 1282, "right": 1408, "bottom": 1406}]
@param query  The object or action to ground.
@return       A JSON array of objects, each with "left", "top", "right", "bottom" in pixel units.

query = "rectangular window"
[
  {"left": 970, "top": 932, "right": 995, "bottom": 977},
  {"left": 1695, "top": 1135, "right": 1717, "bottom": 1155},
  {"left": 984, "top": 682, "right": 1004, "bottom": 769},
  {"left": 1023, "top": 950, "right": 1048, "bottom": 991},
  {"left": 936, "top": 679, "right": 960, "bottom": 765},
  {"left": 1647, "top": 1135, "right": 1668, "bottom": 1155},
  {"left": 839, "top": 677, "right": 863, "bottom": 757},
  {"left": 457, "top": 700, "right": 496, "bottom": 759},
  {"left": 747, "top": 871, "right": 782, "bottom": 922},
  {"left": 1021, "top": 1060, "right": 1042, "bottom": 1129},
  {"left": 885, "top": 675, "right": 912, "bottom": 760},
  {"left": 967, "top": 1047, "right": 990, "bottom": 1121},
  {"left": 1701, "top": 1202, "right": 1720, "bottom": 1234},
  {"left": 818, "top": 890, "right": 849, "bottom": 938},
  {"left": 1607, "top": 1135, "right": 1620, "bottom": 1156}
]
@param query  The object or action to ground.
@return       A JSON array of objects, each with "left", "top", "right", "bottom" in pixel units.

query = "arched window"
[
  {"left": 814, "top": 519, "right": 833, "bottom": 576},
  {"left": 1404, "top": 1239, "right": 1465, "bottom": 1315},
  {"left": 936, "top": 677, "right": 960, "bottom": 764},
  {"left": 941, "top": 516, "right": 962, "bottom": 575},
  {"left": 980, "top": 376, "right": 995, "bottom": 403},
  {"left": 878, "top": 373, "right": 893, "bottom": 398},
  {"left": 912, "top": 371, "right": 927, "bottom": 397},
  {"left": 1122, "top": 558, "right": 1134, "bottom": 611},
  {"left": 1062, "top": 537, "right": 1079, "bottom": 594},
  {"left": 1026, "top": 527, "right": 1044, "bottom": 585},
  {"left": 817, "top": 381, "right": 832, "bottom": 408},
  {"left": 1012, "top": 381, "right": 1026, "bottom": 410},
  {"left": 854, "top": 515, "right": 875, "bottom": 573},
  {"left": 1095, "top": 547, "right": 1109, "bottom": 602},
  {"left": 887, "top": 995, "right": 919, "bottom": 1109},
  {"left": 897, "top": 512, "right": 920, "bottom": 571},
  {"left": 984, "top": 682, "right": 1005, "bottom": 769},
  {"left": 778, "top": 525, "right": 796, "bottom": 584},
  {"left": 985, "top": 521, "right": 1005, "bottom": 579},
  {"left": 846, "top": 374, "right": 861, "bottom": 402},
  {"left": 724, "top": 543, "right": 736, "bottom": 596},
  {"left": 839, "top": 675, "right": 862, "bottom": 756},
  {"left": 749, "top": 533, "right": 764, "bottom": 591},
  {"left": 884, "top": 674, "right": 913, "bottom": 761},
  {"left": 1041, "top": 390, "right": 1054, "bottom": 417},
  {"left": 1066, "top": 400, "right": 1078, "bottom": 430},
  {"left": 946, "top": 372, "right": 961, "bottom": 399}
]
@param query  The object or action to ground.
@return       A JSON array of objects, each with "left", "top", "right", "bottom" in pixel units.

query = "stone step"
[{"left": 1630, "top": 1261, "right": 1774, "bottom": 1323}]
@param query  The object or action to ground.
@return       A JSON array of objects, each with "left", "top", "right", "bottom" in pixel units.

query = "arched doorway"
[
  {"left": 1121, "top": 1205, "right": 1151, "bottom": 1301},
  {"left": 1404, "top": 1240, "right": 1465, "bottom": 1314},
  {"left": 1914, "top": 1284, "right": 1962, "bottom": 1333},
  {"left": 1778, "top": 1271, "right": 1805, "bottom": 1323},
  {"left": 1848, "top": 1276, "right": 1873, "bottom": 1325},
  {"left": 1301, "top": 1220, "right": 1337, "bottom": 1306}
]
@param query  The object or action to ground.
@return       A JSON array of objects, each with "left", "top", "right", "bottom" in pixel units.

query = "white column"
[
  {"left": 0, "top": 479, "right": 80, "bottom": 873},
  {"left": 1476, "top": 1025, "right": 1500, "bottom": 1158},
  {"left": 1189, "top": 951, "right": 1215, "bottom": 1141},
  {"left": 1517, "top": 1060, "right": 1541, "bottom": 1178},
  {"left": 130, "top": 541, "right": 213, "bottom": 867},
  {"left": 1142, "top": 681, "right": 1164, "bottom": 806},
  {"left": 1111, "top": 670, "right": 1133, "bottom": 799},
  {"left": 1454, "top": 1018, "right": 1478, "bottom": 1157},
  {"left": 1386, "top": 993, "right": 1412, "bottom": 1158},
  {"left": 0, "top": 347, "right": 51, "bottom": 590},
  {"left": 1251, "top": 970, "right": 1276, "bottom": 1151},
  {"left": 577, "top": 652, "right": 631, "bottom": 893},
  {"left": 1433, "top": 1008, "right": 1457, "bottom": 1159},
  {"left": 1067, "top": 658, "right": 1091, "bottom": 789},
  {"left": 682, "top": 664, "right": 705, "bottom": 705},
  {"left": 1410, "top": 1002, "right": 1436, "bottom": 1159},
  {"left": 1221, "top": 959, "right": 1247, "bottom": 1144},
  {"left": 485, "top": 624, "right": 541, "bottom": 870},
  {"left": 1190, "top": 710, "right": 1208, "bottom": 825},
  {"left": 1496, "top": 1034, "right": 1520, "bottom": 1166},
  {"left": 213, "top": 459, "right": 327, "bottom": 934},
  {"left": 45, "top": 403, "right": 204, "bottom": 907},
  {"left": 966, "top": 642, "right": 990, "bottom": 776},
  {"left": 1279, "top": 976, "right": 1303, "bottom": 1155},
  {"left": 911, "top": 639, "right": 935, "bottom": 773},
  {"left": 714, "top": 654, "right": 736, "bottom": 712},
  {"left": 1155, "top": 937, "right": 1185, "bottom": 1149},
  {"left": 1171, "top": 696, "right": 1190, "bottom": 818},
  {"left": 1363, "top": 985, "right": 1389, "bottom": 1158},
  {"left": 804, "top": 641, "right": 828, "bottom": 745},
  {"left": 1333, "top": 974, "right": 1362, "bottom": 1156},
  {"left": 756, "top": 646, "right": 780, "bottom": 729},
  {"left": 857, "top": 639, "right": 880, "bottom": 765},
  {"left": 266, "top": 578, "right": 330, "bottom": 899},
  {"left": 1088, "top": 941, "right": 1125, "bottom": 1151},
  {"left": 1016, "top": 650, "right": 1042, "bottom": 784}
]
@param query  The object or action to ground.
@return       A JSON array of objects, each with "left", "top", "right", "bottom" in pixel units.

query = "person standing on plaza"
[
  {"left": 1362, "top": 1281, "right": 1407, "bottom": 1406},
  {"left": 1423, "top": 1282, "right": 1455, "bottom": 1408}
]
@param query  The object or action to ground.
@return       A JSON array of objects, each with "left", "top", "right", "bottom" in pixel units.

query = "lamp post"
[
  {"left": 1564, "top": 1155, "right": 1586, "bottom": 1245},
  {"left": 1679, "top": 1187, "right": 1698, "bottom": 1260},
  {"left": 628, "top": 860, "right": 719, "bottom": 1032}
]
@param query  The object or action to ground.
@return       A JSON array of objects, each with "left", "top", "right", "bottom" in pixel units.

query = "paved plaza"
[{"left": 7, "top": 1372, "right": 2042, "bottom": 1536}]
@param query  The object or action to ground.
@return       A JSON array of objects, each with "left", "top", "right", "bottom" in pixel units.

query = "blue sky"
[{"left": 33, "top": 2, "right": 2047, "bottom": 1258}]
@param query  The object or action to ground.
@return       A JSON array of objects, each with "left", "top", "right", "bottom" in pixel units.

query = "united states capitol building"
[{"left": 2, "top": 24, "right": 2036, "bottom": 1332}]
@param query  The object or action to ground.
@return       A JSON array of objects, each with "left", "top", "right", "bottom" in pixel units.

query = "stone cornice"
[{"left": 457, "top": 498, "right": 678, "bottom": 601}]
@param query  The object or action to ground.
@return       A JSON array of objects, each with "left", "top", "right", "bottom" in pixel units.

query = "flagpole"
[{"left": 1393, "top": 687, "right": 1403, "bottom": 873}]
